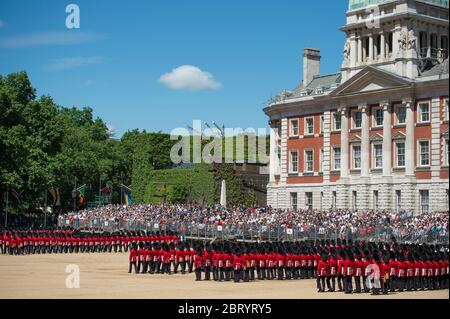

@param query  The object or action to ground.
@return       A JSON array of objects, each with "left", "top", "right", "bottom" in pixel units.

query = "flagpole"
[
  {"left": 5, "top": 189, "right": 8, "bottom": 228},
  {"left": 73, "top": 177, "right": 77, "bottom": 211},
  {"left": 44, "top": 189, "right": 47, "bottom": 228}
]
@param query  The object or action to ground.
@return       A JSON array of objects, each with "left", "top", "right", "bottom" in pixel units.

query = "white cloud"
[
  {"left": 85, "top": 79, "right": 93, "bottom": 86},
  {"left": 0, "top": 20, "right": 5, "bottom": 28},
  {"left": 0, "top": 31, "right": 104, "bottom": 49},
  {"left": 44, "top": 56, "right": 104, "bottom": 71},
  {"left": 158, "top": 65, "right": 222, "bottom": 91}
]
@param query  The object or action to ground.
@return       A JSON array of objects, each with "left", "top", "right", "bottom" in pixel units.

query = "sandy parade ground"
[{"left": 0, "top": 253, "right": 448, "bottom": 299}]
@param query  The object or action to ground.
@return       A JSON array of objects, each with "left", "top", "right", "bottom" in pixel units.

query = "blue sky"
[{"left": 0, "top": 0, "right": 348, "bottom": 137}]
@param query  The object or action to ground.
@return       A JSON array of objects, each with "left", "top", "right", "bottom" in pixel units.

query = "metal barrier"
[{"left": 57, "top": 216, "right": 449, "bottom": 245}]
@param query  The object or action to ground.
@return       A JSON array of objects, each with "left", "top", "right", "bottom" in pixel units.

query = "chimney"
[{"left": 303, "top": 48, "right": 321, "bottom": 86}]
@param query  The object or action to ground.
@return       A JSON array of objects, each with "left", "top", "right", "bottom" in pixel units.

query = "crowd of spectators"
[{"left": 58, "top": 204, "right": 449, "bottom": 242}]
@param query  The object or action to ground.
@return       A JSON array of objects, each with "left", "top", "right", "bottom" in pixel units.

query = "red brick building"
[{"left": 264, "top": 0, "right": 449, "bottom": 214}]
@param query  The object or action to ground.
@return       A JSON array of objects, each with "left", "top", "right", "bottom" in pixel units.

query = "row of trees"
[
  {"left": 1, "top": 71, "right": 266, "bottom": 217},
  {"left": 0, "top": 72, "right": 175, "bottom": 215}
]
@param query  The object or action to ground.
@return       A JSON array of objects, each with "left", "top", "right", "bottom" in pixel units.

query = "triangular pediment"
[
  {"left": 393, "top": 131, "right": 407, "bottom": 140},
  {"left": 370, "top": 133, "right": 383, "bottom": 142},
  {"left": 350, "top": 135, "right": 361, "bottom": 143},
  {"left": 330, "top": 66, "right": 413, "bottom": 97}
]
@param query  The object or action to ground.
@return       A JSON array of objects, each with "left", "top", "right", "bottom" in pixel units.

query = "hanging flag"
[
  {"left": 9, "top": 188, "right": 21, "bottom": 205},
  {"left": 55, "top": 188, "right": 61, "bottom": 206},
  {"left": 49, "top": 188, "right": 56, "bottom": 203},
  {"left": 78, "top": 185, "right": 86, "bottom": 205},
  {"left": 48, "top": 188, "right": 61, "bottom": 206},
  {"left": 121, "top": 184, "right": 132, "bottom": 206}
]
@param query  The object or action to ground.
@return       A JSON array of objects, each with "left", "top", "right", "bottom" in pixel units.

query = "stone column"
[
  {"left": 360, "top": 104, "right": 370, "bottom": 178},
  {"left": 323, "top": 110, "right": 332, "bottom": 209},
  {"left": 380, "top": 101, "right": 392, "bottom": 210},
  {"left": 430, "top": 97, "right": 442, "bottom": 212},
  {"left": 269, "top": 123, "right": 277, "bottom": 183},
  {"left": 369, "top": 35, "right": 374, "bottom": 62},
  {"left": 382, "top": 101, "right": 392, "bottom": 177},
  {"left": 380, "top": 33, "right": 386, "bottom": 61},
  {"left": 337, "top": 107, "right": 349, "bottom": 210},
  {"left": 358, "top": 37, "right": 363, "bottom": 64},
  {"left": 280, "top": 118, "right": 288, "bottom": 185},
  {"left": 403, "top": 98, "right": 416, "bottom": 213},
  {"left": 393, "top": 22, "right": 401, "bottom": 57},
  {"left": 405, "top": 99, "right": 415, "bottom": 177},
  {"left": 340, "top": 107, "right": 349, "bottom": 179},
  {"left": 350, "top": 33, "right": 357, "bottom": 68},
  {"left": 358, "top": 104, "right": 370, "bottom": 211}
]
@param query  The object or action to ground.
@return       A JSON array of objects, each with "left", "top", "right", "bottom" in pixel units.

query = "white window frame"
[
  {"left": 333, "top": 147, "right": 341, "bottom": 171},
  {"left": 372, "top": 143, "right": 383, "bottom": 169},
  {"left": 305, "top": 192, "right": 313, "bottom": 209},
  {"left": 333, "top": 112, "right": 342, "bottom": 131},
  {"left": 372, "top": 107, "right": 384, "bottom": 128},
  {"left": 395, "top": 141, "right": 406, "bottom": 168},
  {"left": 352, "top": 110, "right": 362, "bottom": 129},
  {"left": 395, "top": 190, "right": 402, "bottom": 213},
  {"left": 290, "top": 192, "right": 298, "bottom": 211},
  {"left": 332, "top": 191, "right": 337, "bottom": 208},
  {"left": 418, "top": 101, "right": 430, "bottom": 123},
  {"left": 394, "top": 104, "right": 407, "bottom": 125},
  {"left": 304, "top": 117, "right": 314, "bottom": 136},
  {"left": 418, "top": 139, "right": 430, "bottom": 167},
  {"left": 304, "top": 149, "right": 314, "bottom": 173},
  {"left": 352, "top": 144, "right": 362, "bottom": 169},
  {"left": 419, "top": 190, "right": 429, "bottom": 214},
  {"left": 373, "top": 190, "right": 379, "bottom": 209},
  {"left": 289, "top": 150, "right": 299, "bottom": 173},
  {"left": 289, "top": 119, "right": 299, "bottom": 137}
]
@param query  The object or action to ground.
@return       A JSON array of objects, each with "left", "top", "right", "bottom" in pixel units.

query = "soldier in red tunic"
[
  {"left": 128, "top": 243, "right": 138, "bottom": 274},
  {"left": 396, "top": 252, "right": 406, "bottom": 292},
  {"left": 203, "top": 244, "right": 213, "bottom": 281},
  {"left": 344, "top": 250, "right": 355, "bottom": 294},
  {"left": 194, "top": 248, "right": 203, "bottom": 281},
  {"left": 216, "top": 247, "right": 225, "bottom": 281},
  {"left": 388, "top": 251, "right": 398, "bottom": 292},
  {"left": 317, "top": 251, "right": 328, "bottom": 293},
  {"left": 327, "top": 249, "right": 337, "bottom": 292},
  {"left": 405, "top": 253, "right": 415, "bottom": 291},
  {"left": 336, "top": 249, "right": 345, "bottom": 292},
  {"left": 249, "top": 247, "right": 257, "bottom": 281},
  {"left": 224, "top": 246, "right": 233, "bottom": 281},
  {"left": 354, "top": 250, "right": 364, "bottom": 293},
  {"left": 233, "top": 249, "right": 243, "bottom": 283}
]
